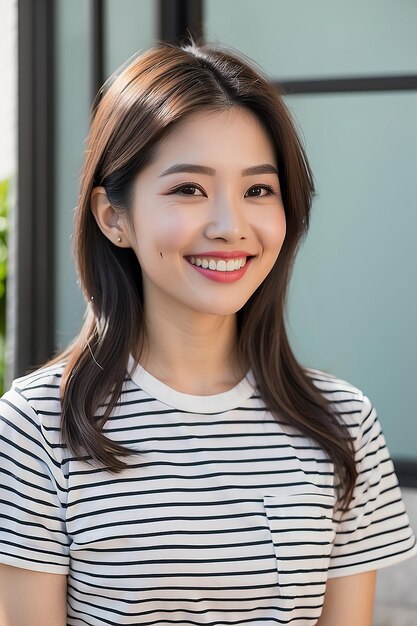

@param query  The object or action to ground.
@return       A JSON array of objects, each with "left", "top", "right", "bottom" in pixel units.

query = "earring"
[{"left": 117, "top": 236, "right": 122, "bottom": 243}]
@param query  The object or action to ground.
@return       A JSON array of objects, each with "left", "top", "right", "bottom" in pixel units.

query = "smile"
[
  {"left": 185, "top": 255, "right": 255, "bottom": 283},
  {"left": 187, "top": 256, "right": 247, "bottom": 272}
]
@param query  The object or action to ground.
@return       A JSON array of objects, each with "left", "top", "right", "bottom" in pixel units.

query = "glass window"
[
  {"left": 104, "top": 0, "right": 156, "bottom": 77},
  {"left": 284, "top": 91, "right": 417, "bottom": 459},
  {"left": 206, "top": 0, "right": 417, "bottom": 79}
]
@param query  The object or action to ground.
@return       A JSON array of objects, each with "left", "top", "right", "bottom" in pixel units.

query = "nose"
[{"left": 204, "top": 193, "right": 248, "bottom": 242}]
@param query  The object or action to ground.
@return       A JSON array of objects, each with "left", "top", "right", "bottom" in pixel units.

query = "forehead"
[{"left": 150, "top": 106, "right": 276, "bottom": 169}]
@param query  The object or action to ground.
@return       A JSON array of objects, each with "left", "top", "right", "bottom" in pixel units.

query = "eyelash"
[{"left": 171, "top": 183, "right": 278, "bottom": 197}]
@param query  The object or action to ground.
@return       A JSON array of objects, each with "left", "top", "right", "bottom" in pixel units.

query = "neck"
[{"left": 133, "top": 311, "right": 246, "bottom": 395}]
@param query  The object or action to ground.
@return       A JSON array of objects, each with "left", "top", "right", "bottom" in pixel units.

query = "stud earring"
[{"left": 117, "top": 236, "right": 122, "bottom": 243}]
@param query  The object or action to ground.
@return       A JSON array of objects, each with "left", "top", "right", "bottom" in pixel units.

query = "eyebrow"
[{"left": 159, "top": 163, "right": 279, "bottom": 177}]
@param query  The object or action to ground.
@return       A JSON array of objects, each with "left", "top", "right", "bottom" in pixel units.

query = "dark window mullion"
[
  {"left": 14, "top": 0, "right": 55, "bottom": 378},
  {"left": 158, "top": 0, "right": 204, "bottom": 44},
  {"left": 393, "top": 460, "right": 417, "bottom": 489},
  {"left": 279, "top": 74, "right": 417, "bottom": 95}
]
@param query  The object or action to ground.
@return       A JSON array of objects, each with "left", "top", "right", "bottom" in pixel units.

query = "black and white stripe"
[{"left": 0, "top": 360, "right": 415, "bottom": 625}]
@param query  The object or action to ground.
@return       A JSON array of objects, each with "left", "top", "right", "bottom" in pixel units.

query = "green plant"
[{"left": 0, "top": 178, "right": 9, "bottom": 395}]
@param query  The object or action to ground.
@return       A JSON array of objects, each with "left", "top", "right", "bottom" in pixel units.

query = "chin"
[{"left": 190, "top": 301, "right": 248, "bottom": 316}]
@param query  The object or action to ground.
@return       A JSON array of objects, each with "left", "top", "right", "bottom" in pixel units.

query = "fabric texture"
[{"left": 0, "top": 358, "right": 416, "bottom": 625}]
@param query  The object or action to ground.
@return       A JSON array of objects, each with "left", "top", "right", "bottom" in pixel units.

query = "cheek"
[
  {"left": 257, "top": 206, "right": 287, "bottom": 251},
  {"left": 133, "top": 210, "right": 193, "bottom": 257},
  {"left": 155, "top": 215, "right": 195, "bottom": 258},
  {"left": 161, "top": 215, "right": 192, "bottom": 247}
]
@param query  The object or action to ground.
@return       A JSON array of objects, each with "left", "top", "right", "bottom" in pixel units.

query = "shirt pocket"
[{"left": 263, "top": 491, "right": 336, "bottom": 609}]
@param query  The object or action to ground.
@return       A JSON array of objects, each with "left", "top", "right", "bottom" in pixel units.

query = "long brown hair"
[{"left": 47, "top": 38, "right": 357, "bottom": 510}]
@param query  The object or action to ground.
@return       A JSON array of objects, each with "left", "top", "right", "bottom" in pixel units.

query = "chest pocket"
[{"left": 263, "top": 491, "right": 336, "bottom": 609}]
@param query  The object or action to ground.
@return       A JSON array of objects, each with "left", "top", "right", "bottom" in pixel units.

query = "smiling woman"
[{"left": 0, "top": 37, "right": 416, "bottom": 626}]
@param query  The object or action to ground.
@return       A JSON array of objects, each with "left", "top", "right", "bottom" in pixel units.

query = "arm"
[
  {"left": 316, "top": 570, "right": 377, "bottom": 626},
  {"left": 0, "top": 564, "right": 67, "bottom": 626}
]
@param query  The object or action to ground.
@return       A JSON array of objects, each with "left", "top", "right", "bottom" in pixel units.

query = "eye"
[
  {"left": 245, "top": 184, "right": 278, "bottom": 198},
  {"left": 172, "top": 183, "right": 205, "bottom": 196}
]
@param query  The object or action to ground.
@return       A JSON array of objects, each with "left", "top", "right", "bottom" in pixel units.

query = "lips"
[{"left": 186, "top": 254, "right": 254, "bottom": 283}]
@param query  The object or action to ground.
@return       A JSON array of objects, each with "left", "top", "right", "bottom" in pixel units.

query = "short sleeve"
[
  {"left": 0, "top": 387, "right": 70, "bottom": 574},
  {"left": 328, "top": 393, "right": 417, "bottom": 578}
]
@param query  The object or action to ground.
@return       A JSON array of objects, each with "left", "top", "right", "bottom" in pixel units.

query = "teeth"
[{"left": 188, "top": 256, "right": 247, "bottom": 271}]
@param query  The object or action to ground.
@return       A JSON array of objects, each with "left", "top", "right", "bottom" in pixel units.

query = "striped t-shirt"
[{"left": 0, "top": 357, "right": 416, "bottom": 626}]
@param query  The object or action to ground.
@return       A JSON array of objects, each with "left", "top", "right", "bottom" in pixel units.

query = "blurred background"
[{"left": 0, "top": 1, "right": 416, "bottom": 622}]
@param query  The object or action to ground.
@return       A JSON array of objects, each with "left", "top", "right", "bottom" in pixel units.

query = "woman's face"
[{"left": 124, "top": 106, "right": 286, "bottom": 318}]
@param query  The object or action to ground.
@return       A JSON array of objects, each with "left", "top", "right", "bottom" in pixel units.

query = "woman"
[{"left": 0, "top": 38, "right": 415, "bottom": 625}]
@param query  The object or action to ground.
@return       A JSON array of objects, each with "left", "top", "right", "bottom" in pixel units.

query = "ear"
[{"left": 90, "top": 186, "right": 131, "bottom": 248}]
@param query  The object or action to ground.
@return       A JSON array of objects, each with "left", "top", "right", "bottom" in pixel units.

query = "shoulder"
[
  {"left": 8, "top": 360, "right": 66, "bottom": 414},
  {"left": 11, "top": 360, "right": 66, "bottom": 398},
  {"left": 303, "top": 366, "right": 376, "bottom": 443},
  {"left": 304, "top": 366, "right": 363, "bottom": 399},
  {"left": 0, "top": 361, "right": 67, "bottom": 454}
]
